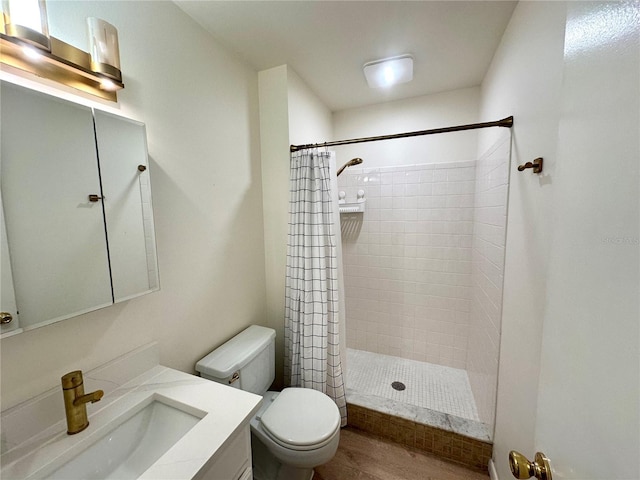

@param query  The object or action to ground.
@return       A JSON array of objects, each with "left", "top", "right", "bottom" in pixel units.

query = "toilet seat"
[{"left": 260, "top": 388, "right": 340, "bottom": 452}]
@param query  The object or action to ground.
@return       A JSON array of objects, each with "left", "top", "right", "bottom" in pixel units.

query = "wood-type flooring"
[{"left": 314, "top": 427, "right": 490, "bottom": 480}]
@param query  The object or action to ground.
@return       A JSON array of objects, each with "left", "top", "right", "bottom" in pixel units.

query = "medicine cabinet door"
[
  {"left": 1, "top": 194, "right": 20, "bottom": 336},
  {"left": 94, "top": 110, "right": 159, "bottom": 302},
  {"left": 0, "top": 82, "right": 113, "bottom": 330}
]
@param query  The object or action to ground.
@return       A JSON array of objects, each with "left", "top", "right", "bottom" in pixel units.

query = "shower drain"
[{"left": 391, "top": 381, "right": 406, "bottom": 391}]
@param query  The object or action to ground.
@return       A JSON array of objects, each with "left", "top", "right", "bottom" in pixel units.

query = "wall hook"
[{"left": 518, "top": 157, "right": 543, "bottom": 174}]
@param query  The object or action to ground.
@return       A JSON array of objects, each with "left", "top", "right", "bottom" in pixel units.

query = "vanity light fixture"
[
  {"left": 363, "top": 54, "right": 414, "bottom": 89},
  {"left": 2, "top": 0, "right": 50, "bottom": 51},
  {"left": 87, "top": 17, "right": 121, "bottom": 82},
  {"left": 0, "top": 0, "right": 124, "bottom": 101}
]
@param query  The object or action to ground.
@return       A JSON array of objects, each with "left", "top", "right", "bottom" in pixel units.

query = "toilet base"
[
  {"left": 276, "top": 464, "right": 314, "bottom": 480},
  {"left": 251, "top": 432, "right": 314, "bottom": 480}
]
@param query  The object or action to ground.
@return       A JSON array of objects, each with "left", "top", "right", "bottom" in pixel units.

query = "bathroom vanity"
[{"left": 0, "top": 343, "right": 262, "bottom": 479}]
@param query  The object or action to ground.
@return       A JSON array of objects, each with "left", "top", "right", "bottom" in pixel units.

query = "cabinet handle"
[
  {"left": 137, "top": 165, "right": 147, "bottom": 172},
  {"left": 88, "top": 194, "right": 103, "bottom": 202},
  {"left": 0, "top": 312, "right": 13, "bottom": 324}
]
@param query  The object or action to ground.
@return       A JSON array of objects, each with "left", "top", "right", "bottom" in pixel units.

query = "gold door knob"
[
  {"left": 88, "top": 194, "right": 103, "bottom": 202},
  {"left": 509, "top": 451, "right": 552, "bottom": 480},
  {"left": 0, "top": 312, "right": 13, "bottom": 324}
]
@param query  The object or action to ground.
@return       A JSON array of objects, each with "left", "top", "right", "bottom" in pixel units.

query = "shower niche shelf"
[{"left": 339, "top": 201, "right": 366, "bottom": 214}]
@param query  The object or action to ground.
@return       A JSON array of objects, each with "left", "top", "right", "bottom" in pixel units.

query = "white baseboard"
[{"left": 489, "top": 459, "right": 500, "bottom": 480}]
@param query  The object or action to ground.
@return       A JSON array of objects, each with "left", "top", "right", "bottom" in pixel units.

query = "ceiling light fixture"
[{"left": 363, "top": 54, "right": 414, "bottom": 89}]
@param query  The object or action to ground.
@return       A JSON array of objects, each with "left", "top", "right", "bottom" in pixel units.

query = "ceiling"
[{"left": 175, "top": 1, "right": 517, "bottom": 112}]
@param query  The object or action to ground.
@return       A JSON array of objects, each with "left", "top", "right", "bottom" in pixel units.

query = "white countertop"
[{"left": 0, "top": 344, "right": 263, "bottom": 480}]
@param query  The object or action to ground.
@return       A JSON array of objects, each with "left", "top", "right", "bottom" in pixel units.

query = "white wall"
[
  {"left": 479, "top": 3, "right": 566, "bottom": 477},
  {"left": 1, "top": 1, "right": 266, "bottom": 409},
  {"left": 258, "top": 65, "right": 291, "bottom": 390},
  {"left": 258, "top": 65, "right": 333, "bottom": 387},
  {"left": 332, "top": 87, "right": 480, "bottom": 169},
  {"left": 287, "top": 69, "right": 333, "bottom": 146}
]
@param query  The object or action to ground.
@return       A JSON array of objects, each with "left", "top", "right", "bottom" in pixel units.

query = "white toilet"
[{"left": 196, "top": 325, "right": 341, "bottom": 480}]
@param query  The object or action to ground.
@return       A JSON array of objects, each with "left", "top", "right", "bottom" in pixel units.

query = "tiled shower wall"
[
  {"left": 467, "top": 133, "right": 510, "bottom": 425},
  {"left": 340, "top": 161, "right": 476, "bottom": 369}
]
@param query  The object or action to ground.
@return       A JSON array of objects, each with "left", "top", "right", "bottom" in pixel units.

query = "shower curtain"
[{"left": 284, "top": 149, "right": 347, "bottom": 427}]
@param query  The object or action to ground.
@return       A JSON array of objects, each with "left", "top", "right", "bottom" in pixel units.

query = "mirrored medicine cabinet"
[{"left": 0, "top": 81, "right": 159, "bottom": 337}]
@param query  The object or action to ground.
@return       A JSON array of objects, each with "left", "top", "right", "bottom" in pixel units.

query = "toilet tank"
[{"left": 195, "top": 325, "right": 276, "bottom": 395}]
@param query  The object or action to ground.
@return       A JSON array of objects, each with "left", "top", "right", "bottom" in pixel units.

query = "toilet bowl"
[
  {"left": 195, "top": 325, "right": 341, "bottom": 480},
  {"left": 251, "top": 390, "right": 340, "bottom": 480}
]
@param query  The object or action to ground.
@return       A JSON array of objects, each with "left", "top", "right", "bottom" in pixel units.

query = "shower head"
[{"left": 337, "top": 157, "right": 363, "bottom": 177}]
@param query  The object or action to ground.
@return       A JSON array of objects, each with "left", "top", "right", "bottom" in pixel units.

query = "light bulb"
[
  {"left": 100, "top": 78, "right": 117, "bottom": 91},
  {"left": 383, "top": 66, "right": 395, "bottom": 86},
  {"left": 22, "top": 46, "right": 41, "bottom": 60}
]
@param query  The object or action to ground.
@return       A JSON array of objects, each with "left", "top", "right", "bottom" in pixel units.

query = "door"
[
  {"left": 1, "top": 82, "right": 113, "bottom": 330},
  {"left": 0, "top": 194, "right": 20, "bottom": 336},
  {"left": 531, "top": 2, "right": 638, "bottom": 479},
  {"left": 93, "top": 110, "right": 159, "bottom": 302}
]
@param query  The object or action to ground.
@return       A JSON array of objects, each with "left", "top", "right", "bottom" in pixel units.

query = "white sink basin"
[{"left": 46, "top": 398, "right": 202, "bottom": 480}]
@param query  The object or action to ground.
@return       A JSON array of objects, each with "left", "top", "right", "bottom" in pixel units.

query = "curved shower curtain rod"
[{"left": 289, "top": 116, "right": 514, "bottom": 153}]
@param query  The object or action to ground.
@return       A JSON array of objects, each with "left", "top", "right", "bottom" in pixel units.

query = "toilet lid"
[{"left": 260, "top": 388, "right": 340, "bottom": 449}]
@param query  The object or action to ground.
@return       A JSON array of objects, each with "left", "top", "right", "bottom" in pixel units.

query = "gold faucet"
[{"left": 61, "top": 370, "right": 104, "bottom": 435}]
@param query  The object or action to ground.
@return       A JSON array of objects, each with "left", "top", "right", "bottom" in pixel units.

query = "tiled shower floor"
[{"left": 346, "top": 348, "right": 492, "bottom": 441}]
